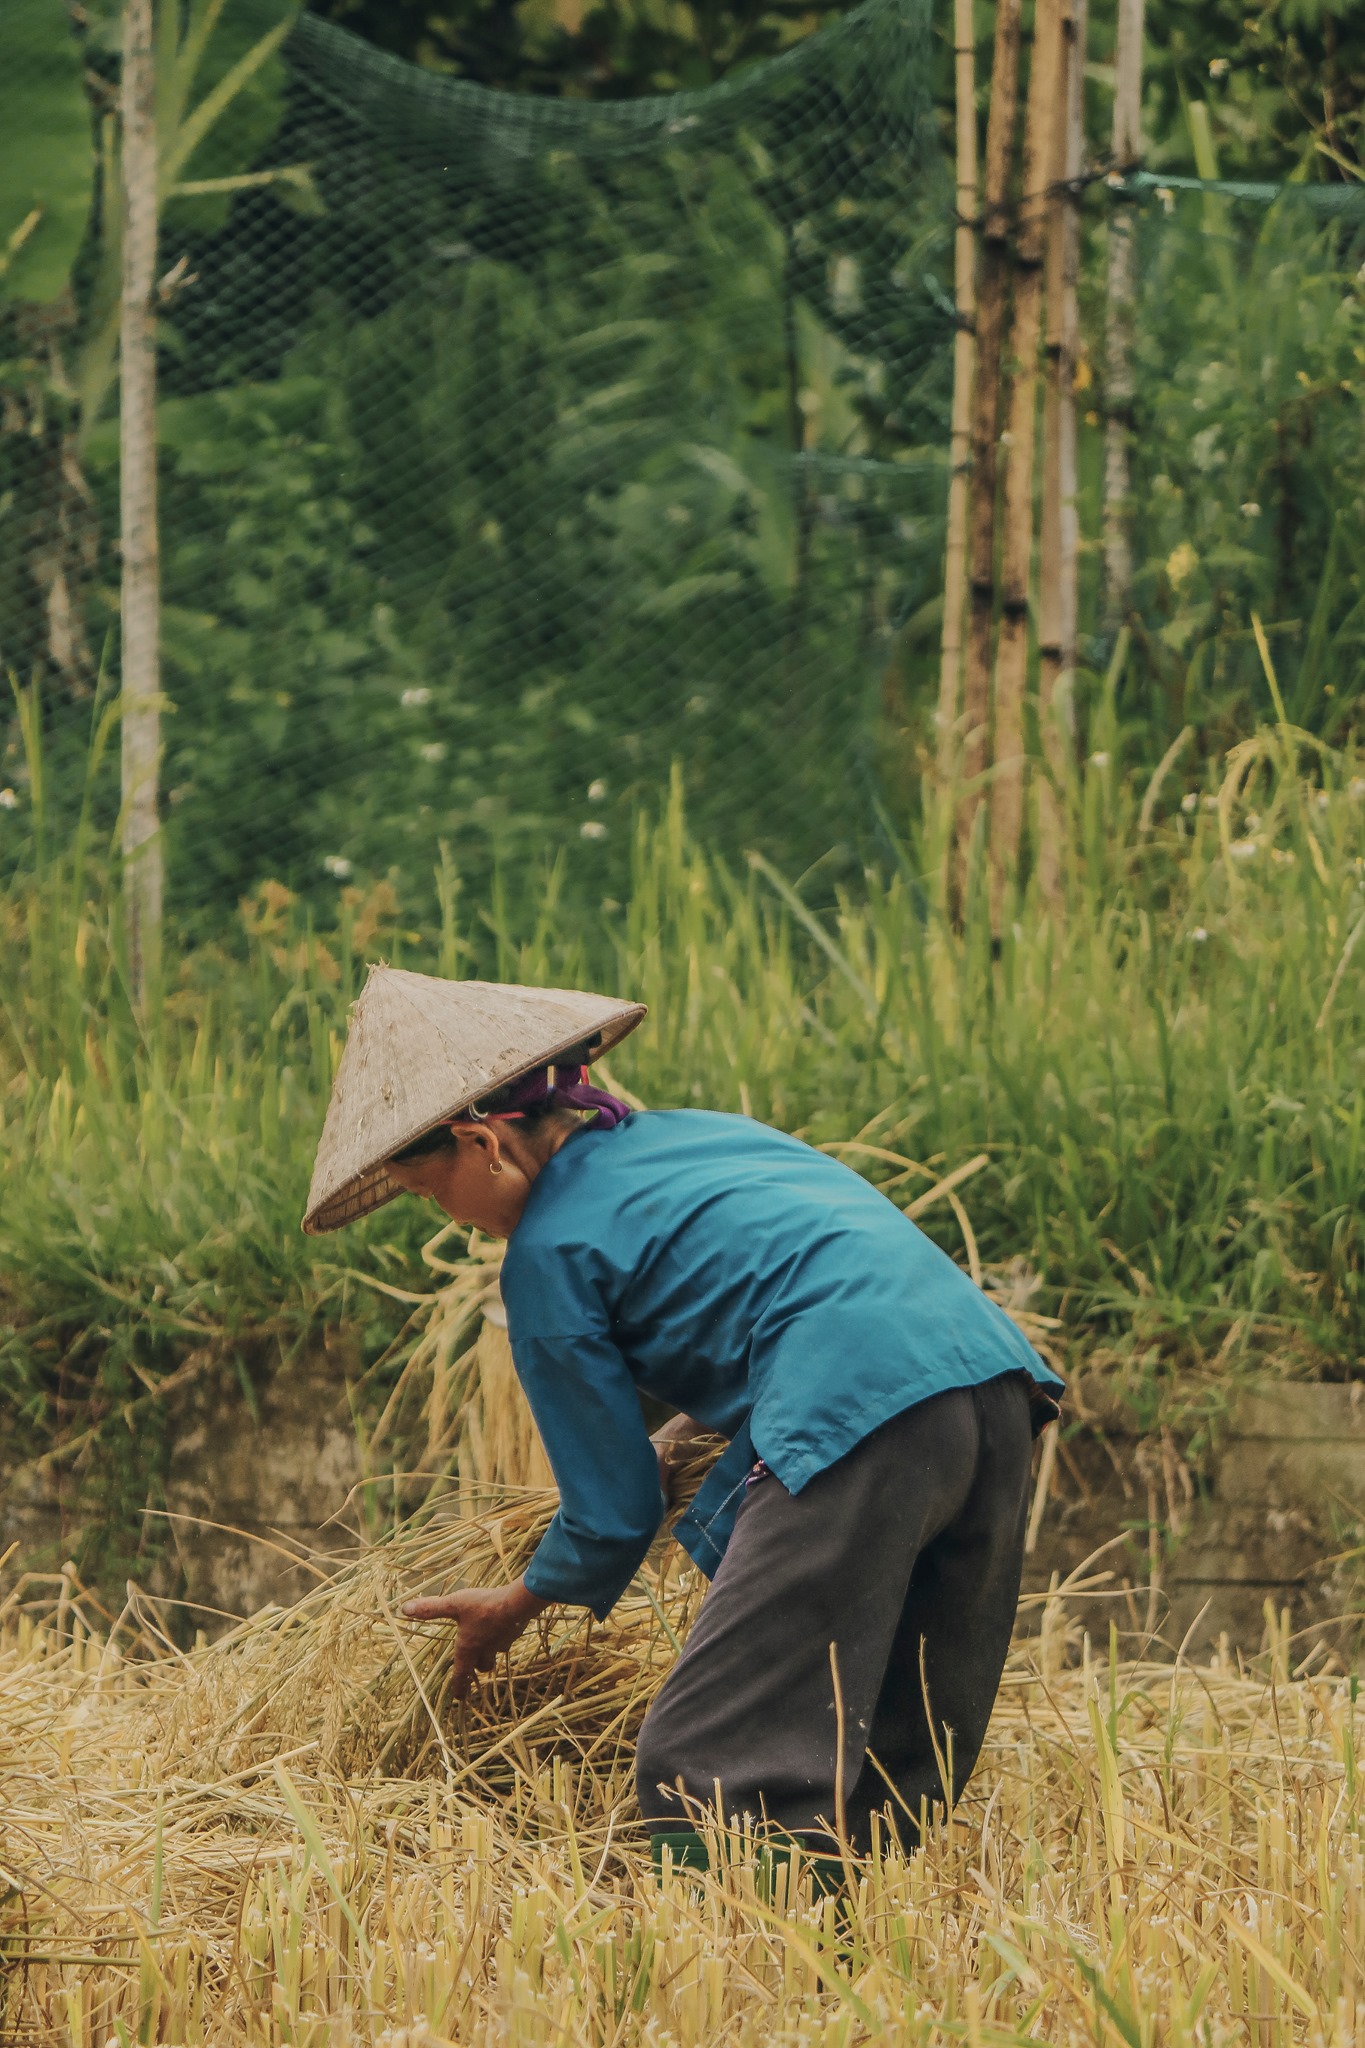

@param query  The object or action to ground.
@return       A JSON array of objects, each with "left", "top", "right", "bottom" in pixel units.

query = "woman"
[{"left": 304, "top": 966, "right": 1063, "bottom": 1868}]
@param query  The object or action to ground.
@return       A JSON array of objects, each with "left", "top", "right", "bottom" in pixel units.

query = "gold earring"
[{"left": 489, "top": 1159, "right": 504, "bottom": 1177}]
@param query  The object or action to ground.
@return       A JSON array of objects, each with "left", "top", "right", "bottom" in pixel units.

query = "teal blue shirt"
[{"left": 502, "top": 1110, "right": 1063, "bottom": 1618}]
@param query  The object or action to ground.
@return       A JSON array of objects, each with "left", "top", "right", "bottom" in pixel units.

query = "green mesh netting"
[
  {"left": 1104, "top": 176, "right": 1365, "bottom": 740},
  {"left": 11, "top": 8, "right": 1358, "bottom": 933},
  {"left": 2, "top": 0, "right": 953, "bottom": 925}
]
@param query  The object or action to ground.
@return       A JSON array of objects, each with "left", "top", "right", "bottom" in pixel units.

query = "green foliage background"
[
  {"left": 0, "top": 0, "right": 94, "bottom": 303},
  {"left": 4, "top": 0, "right": 1365, "bottom": 933}
]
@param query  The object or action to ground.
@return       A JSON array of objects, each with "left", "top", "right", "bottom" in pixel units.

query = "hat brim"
[{"left": 301, "top": 1002, "right": 645, "bottom": 1234}]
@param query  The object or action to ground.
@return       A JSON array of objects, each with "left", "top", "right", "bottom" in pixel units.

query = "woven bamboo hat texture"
[{"left": 302, "top": 967, "right": 646, "bottom": 1234}]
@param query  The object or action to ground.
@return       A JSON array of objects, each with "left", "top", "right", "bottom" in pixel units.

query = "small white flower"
[
  {"left": 401, "top": 686, "right": 431, "bottom": 708},
  {"left": 1208, "top": 56, "right": 1230, "bottom": 78},
  {"left": 1181, "top": 792, "right": 1199, "bottom": 814},
  {"left": 1244, "top": 811, "right": 1261, "bottom": 833},
  {"left": 1155, "top": 186, "right": 1175, "bottom": 216},
  {"left": 419, "top": 742, "right": 446, "bottom": 764},
  {"left": 323, "top": 855, "right": 352, "bottom": 879},
  {"left": 1313, "top": 789, "right": 1330, "bottom": 812},
  {"left": 1271, "top": 847, "right": 1296, "bottom": 867},
  {"left": 0, "top": 787, "right": 17, "bottom": 811},
  {"left": 1229, "top": 837, "right": 1258, "bottom": 862},
  {"left": 587, "top": 779, "right": 608, "bottom": 802},
  {"left": 1089, "top": 750, "right": 1110, "bottom": 768},
  {"left": 580, "top": 820, "right": 608, "bottom": 842},
  {"left": 830, "top": 253, "right": 861, "bottom": 312},
  {"left": 1202, "top": 794, "right": 1221, "bottom": 813},
  {"left": 1240, "top": 501, "right": 1261, "bottom": 518},
  {"left": 1191, "top": 927, "right": 1209, "bottom": 943}
]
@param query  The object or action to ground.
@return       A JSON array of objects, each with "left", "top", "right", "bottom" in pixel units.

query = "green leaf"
[
  {"left": 0, "top": 0, "right": 95, "bottom": 303},
  {"left": 160, "top": 0, "right": 298, "bottom": 233}
]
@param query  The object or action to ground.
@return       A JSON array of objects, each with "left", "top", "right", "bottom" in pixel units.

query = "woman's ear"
[{"left": 453, "top": 1122, "right": 504, "bottom": 1173}]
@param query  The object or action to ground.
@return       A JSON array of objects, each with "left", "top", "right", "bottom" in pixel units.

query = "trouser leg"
[
  {"left": 845, "top": 1372, "right": 1034, "bottom": 1851},
  {"left": 636, "top": 1382, "right": 1018, "bottom": 1849}
]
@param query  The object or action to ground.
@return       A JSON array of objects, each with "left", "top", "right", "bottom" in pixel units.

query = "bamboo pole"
[
  {"left": 935, "top": 0, "right": 978, "bottom": 786},
  {"left": 120, "top": 0, "right": 163, "bottom": 1010},
  {"left": 957, "top": 0, "right": 1023, "bottom": 888},
  {"left": 1101, "top": 0, "right": 1145, "bottom": 631},
  {"left": 989, "top": 0, "right": 1066, "bottom": 893},
  {"left": 1037, "top": 0, "right": 1088, "bottom": 903}
]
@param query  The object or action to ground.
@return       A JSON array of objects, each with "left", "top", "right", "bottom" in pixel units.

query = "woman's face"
[{"left": 386, "top": 1124, "right": 535, "bottom": 1237}]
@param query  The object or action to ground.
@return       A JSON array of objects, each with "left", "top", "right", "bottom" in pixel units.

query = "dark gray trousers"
[{"left": 636, "top": 1373, "right": 1035, "bottom": 1854}]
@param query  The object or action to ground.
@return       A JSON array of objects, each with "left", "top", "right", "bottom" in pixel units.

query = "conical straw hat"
[{"left": 302, "top": 967, "right": 646, "bottom": 1234}]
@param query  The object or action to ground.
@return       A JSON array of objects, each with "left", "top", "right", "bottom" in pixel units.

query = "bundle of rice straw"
[{"left": 138, "top": 1439, "right": 724, "bottom": 1798}]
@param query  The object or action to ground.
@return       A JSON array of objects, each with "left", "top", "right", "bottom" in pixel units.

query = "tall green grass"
[{"left": 2, "top": 722, "right": 1362, "bottom": 1566}]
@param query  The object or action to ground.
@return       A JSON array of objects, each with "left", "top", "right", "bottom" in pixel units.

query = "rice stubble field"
[{"left": 5, "top": 1451, "right": 1365, "bottom": 2047}]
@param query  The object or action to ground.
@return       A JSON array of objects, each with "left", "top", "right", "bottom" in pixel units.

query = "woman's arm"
[{"left": 505, "top": 1312, "right": 671, "bottom": 1617}]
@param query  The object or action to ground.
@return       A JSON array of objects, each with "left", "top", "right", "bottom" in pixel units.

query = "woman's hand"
[
  {"left": 401, "top": 1579, "right": 550, "bottom": 1698},
  {"left": 651, "top": 1412, "right": 706, "bottom": 1508}
]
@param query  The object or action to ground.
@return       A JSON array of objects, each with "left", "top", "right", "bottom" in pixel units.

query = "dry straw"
[
  {"left": 136, "top": 1437, "right": 724, "bottom": 1791},
  {"left": 5, "top": 1527, "right": 1365, "bottom": 2045}
]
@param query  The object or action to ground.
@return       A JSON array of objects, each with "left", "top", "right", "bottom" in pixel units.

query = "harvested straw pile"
[
  {"left": 137, "top": 1444, "right": 720, "bottom": 1793},
  {"left": 6, "top": 1493, "right": 1365, "bottom": 2046}
]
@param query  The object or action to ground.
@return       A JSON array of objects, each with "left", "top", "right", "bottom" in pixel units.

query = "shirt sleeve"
[{"left": 504, "top": 1249, "right": 666, "bottom": 1621}]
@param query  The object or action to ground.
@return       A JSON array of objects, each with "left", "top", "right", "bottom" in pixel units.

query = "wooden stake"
[
  {"left": 958, "top": 0, "right": 1023, "bottom": 888},
  {"left": 1037, "top": 0, "right": 1088, "bottom": 903},
  {"left": 989, "top": 0, "right": 1066, "bottom": 894},
  {"left": 120, "top": 0, "right": 163, "bottom": 1010},
  {"left": 935, "top": 0, "right": 979, "bottom": 785},
  {"left": 1102, "top": 0, "right": 1145, "bottom": 631}
]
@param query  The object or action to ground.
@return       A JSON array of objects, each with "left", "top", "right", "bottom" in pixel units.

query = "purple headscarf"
[{"left": 454, "top": 1061, "right": 632, "bottom": 1130}]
